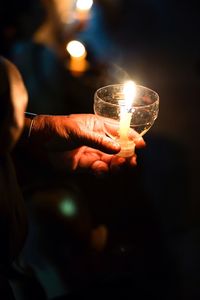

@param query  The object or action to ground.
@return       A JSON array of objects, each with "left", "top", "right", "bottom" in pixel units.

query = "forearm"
[
  {"left": 17, "top": 113, "right": 69, "bottom": 151},
  {"left": 14, "top": 113, "right": 53, "bottom": 172}
]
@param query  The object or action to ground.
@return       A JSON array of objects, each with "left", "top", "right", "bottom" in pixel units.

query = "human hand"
[{"left": 28, "top": 114, "right": 146, "bottom": 174}]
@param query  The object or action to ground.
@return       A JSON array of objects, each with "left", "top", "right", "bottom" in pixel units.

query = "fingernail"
[
  {"left": 118, "top": 157, "right": 126, "bottom": 164},
  {"left": 109, "top": 139, "right": 119, "bottom": 145},
  {"left": 108, "top": 140, "right": 120, "bottom": 151}
]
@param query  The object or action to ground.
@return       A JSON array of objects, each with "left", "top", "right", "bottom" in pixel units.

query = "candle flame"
[
  {"left": 76, "top": 0, "right": 93, "bottom": 11},
  {"left": 123, "top": 81, "right": 136, "bottom": 109},
  {"left": 66, "top": 40, "right": 86, "bottom": 58}
]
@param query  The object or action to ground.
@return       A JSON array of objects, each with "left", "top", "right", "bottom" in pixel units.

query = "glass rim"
[{"left": 94, "top": 83, "right": 159, "bottom": 108}]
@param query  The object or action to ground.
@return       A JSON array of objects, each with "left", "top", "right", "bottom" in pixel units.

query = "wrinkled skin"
[{"left": 29, "top": 114, "right": 146, "bottom": 175}]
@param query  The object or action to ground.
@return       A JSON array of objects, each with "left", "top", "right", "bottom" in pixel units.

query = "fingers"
[
  {"left": 69, "top": 114, "right": 145, "bottom": 154},
  {"left": 80, "top": 130, "right": 121, "bottom": 154},
  {"left": 127, "top": 127, "right": 146, "bottom": 149},
  {"left": 128, "top": 154, "right": 137, "bottom": 166},
  {"left": 51, "top": 145, "right": 139, "bottom": 176},
  {"left": 109, "top": 154, "right": 138, "bottom": 172},
  {"left": 91, "top": 160, "right": 109, "bottom": 176},
  {"left": 90, "top": 120, "right": 146, "bottom": 154},
  {"left": 103, "top": 119, "right": 146, "bottom": 149},
  {"left": 109, "top": 156, "right": 126, "bottom": 172},
  {"left": 134, "top": 136, "right": 146, "bottom": 148}
]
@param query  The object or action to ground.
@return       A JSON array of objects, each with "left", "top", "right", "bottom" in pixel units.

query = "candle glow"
[
  {"left": 66, "top": 40, "right": 88, "bottom": 75},
  {"left": 94, "top": 82, "right": 159, "bottom": 158},
  {"left": 75, "top": 0, "right": 93, "bottom": 22},
  {"left": 76, "top": 0, "right": 93, "bottom": 11},
  {"left": 119, "top": 81, "right": 136, "bottom": 143},
  {"left": 66, "top": 40, "right": 86, "bottom": 57}
]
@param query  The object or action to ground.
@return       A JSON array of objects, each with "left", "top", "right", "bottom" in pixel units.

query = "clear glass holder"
[{"left": 94, "top": 83, "right": 159, "bottom": 157}]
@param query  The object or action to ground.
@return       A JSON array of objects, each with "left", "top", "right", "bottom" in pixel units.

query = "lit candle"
[
  {"left": 66, "top": 40, "right": 88, "bottom": 76},
  {"left": 119, "top": 81, "right": 136, "bottom": 154},
  {"left": 75, "top": 0, "right": 93, "bottom": 22}
]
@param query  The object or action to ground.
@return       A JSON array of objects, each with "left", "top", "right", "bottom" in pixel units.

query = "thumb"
[{"left": 80, "top": 130, "right": 121, "bottom": 154}]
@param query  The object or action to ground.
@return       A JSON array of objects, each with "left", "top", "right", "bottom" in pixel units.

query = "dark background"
[{"left": 1, "top": 0, "right": 200, "bottom": 299}]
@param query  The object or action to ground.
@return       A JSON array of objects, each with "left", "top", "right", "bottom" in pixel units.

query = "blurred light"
[
  {"left": 53, "top": 0, "right": 75, "bottom": 24},
  {"left": 66, "top": 40, "right": 86, "bottom": 58},
  {"left": 58, "top": 198, "right": 77, "bottom": 217},
  {"left": 76, "top": 0, "right": 93, "bottom": 11}
]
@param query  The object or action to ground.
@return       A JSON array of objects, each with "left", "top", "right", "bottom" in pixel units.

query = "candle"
[
  {"left": 75, "top": 0, "right": 93, "bottom": 22},
  {"left": 119, "top": 81, "right": 136, "bottom": 154},
  {"left": 119, "top": 107, "right": 132, "bottom": 142},
  {"left": 94, "top": 82, "right": 159, "bottom": 158},
  {"left": 66, "top": 40, "right": 88, "bottom": 76}
]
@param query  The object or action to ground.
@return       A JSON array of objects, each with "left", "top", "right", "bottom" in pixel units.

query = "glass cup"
[{"left": 94, "top": 83, "right": 159, "bottom": 157}]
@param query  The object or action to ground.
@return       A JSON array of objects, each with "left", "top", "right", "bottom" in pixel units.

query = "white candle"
[
  {"left": 119, "top": 106, "right": 132, "bottom": 142},
  {"left": 119, "top": 81, "right": 136, "bottom": 148}
]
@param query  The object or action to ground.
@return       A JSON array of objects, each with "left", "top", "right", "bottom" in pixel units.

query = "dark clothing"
[
  {"left": 0, "top": 155, "right": 27, "bottom": 267},
  {"left": 0, "top": 57, "right": 27, "bottom": 272},
  {"left": 0, "top": 57, "right": 46, "bottom": 300}
]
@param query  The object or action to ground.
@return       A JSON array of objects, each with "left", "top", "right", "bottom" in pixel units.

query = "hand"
[{"left": 28, "top": 114, "right": 146, "bottom": 174}]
